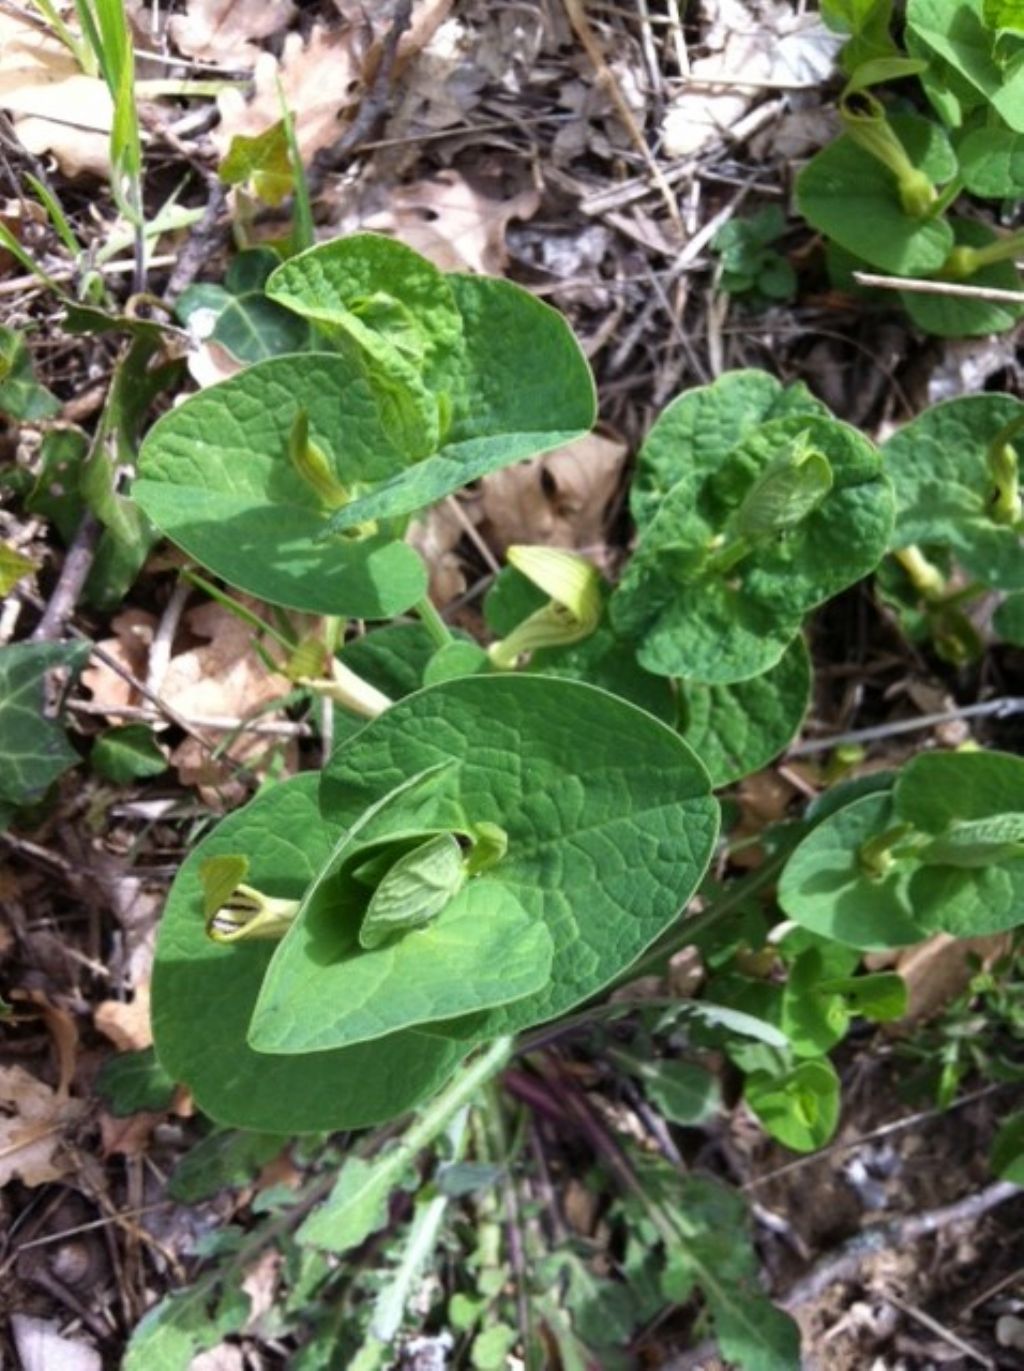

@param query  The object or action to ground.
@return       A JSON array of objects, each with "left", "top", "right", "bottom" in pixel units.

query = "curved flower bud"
[
  {"left": 201, "top": 855, "right": 300, "bottom": 943},
  {"left": 489, "top": 546, "right": 602, "bottom": 668}
]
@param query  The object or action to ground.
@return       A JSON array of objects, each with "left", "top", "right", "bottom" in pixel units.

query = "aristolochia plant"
[
  {"left": 609, "top": 372, "right": 895, "bottom": 683},
  {"left": 151, "top": 675, "right": 718, "bottom": 1131},
  {"left": 133, "top": 234, "right": 595, "bottom": 617}
]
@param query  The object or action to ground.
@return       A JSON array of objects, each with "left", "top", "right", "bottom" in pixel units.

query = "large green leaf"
[
  {"left": 611, "top": 414, "right": 893, "bottom": 683},
  {"left": 630, "top": 370, "right": 827, "bottom": 529},
  {"left": 313, "top": 676, "right": 718, "bottom": 1040},
  {"left": 882, "top": 392, "right": 1024, "bottom": 588},
  {"left": 150, "top": 775, "right": 473, "bottom": 1132},
  {"left": 907, "top": 0, "right": 1024, "bottom": 131},
  {"left": 796, "top": 114, "right": 956, "bottom": 274},
  {"left": 293, "top": 272, "right": 596, "bottom": 531},
  {"left": 0, "top": 641, "right": 90, "bottom": 807},
  {"left": 133, "top": 353, "right": 427, "bottom": 617},
  {"left": 679, "top": 635, "right": 811, "bottom": 787}
]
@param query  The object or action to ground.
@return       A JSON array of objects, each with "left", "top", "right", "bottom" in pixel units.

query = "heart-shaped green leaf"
[
  {"left": 0, "top": 640, "right": 90, "bottom": 808},
  {"left": 883, "top": 391, "right": 1024, "bottom": 589},
  {"left": 266, "top": 243, "right": 595, "bottom": 531},
  {"left": 744, "top": 1058, "right": 840, "bottom": 1152},
  {"left": 629, "top": 370, "right": 826, "bottom": 530},
  {"left": 150, "top": 774, "right": 474, "bottom": 1132},
  {"left": 133, "top": 353, "right": 427, "bottom": 617},
  {"left": 796, "top": 114, "right": 956, "bottom": 274},
  {"left": 679, "top": 635, "right": 811, "bottom": 787},
  {"left": 611, "top": 414, "right": 893, "bottom": 683}
]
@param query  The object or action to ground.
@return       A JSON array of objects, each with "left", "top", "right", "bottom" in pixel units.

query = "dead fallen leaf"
[
  {"left": 81, "top": 609, "right": 157, "bottom": 716},
  {"left": 169, "top": 0, "right": 296, "bottom": 68},
  {"left": 99, "top": 1109, "right": 162, "bottom": 1159},
  {"left": 890, "top": 934, "right": 1013, "bottom": 1026},
  {"left": 407, "top": 502, "right": 469, "bottom": 608},
  {"left": 242, "top": 1249, "right": 283, "bottom": 1329},
  {"left": 0, "top": 1065, "right": 86, "bottom": 1189},
  {"left": 661, "top": 0, "right": 840, "bottom": 159},
  {"left": 0, "top": 10, "right": 170, "bottom": 177},
  {"left": 365, "top": 169, "right": 540, "bottom": 274},
  {"left": 11, "top": 989, "right": 79, "bottom": 1095},
  {"left": 160, "top": 601, "right": 296, "bottom": 805},
  {"left": 95, "top": 982, "right": 152, "bottom": 1052},
  {"left": 477, "top": 432, "right": 627, "bottom": 557},
  {"left": 11, "top": 1315, "right": 101, "bottom": 1371},
  {"left": 213, "top": 25, "right": 362, "bottom": 163}
]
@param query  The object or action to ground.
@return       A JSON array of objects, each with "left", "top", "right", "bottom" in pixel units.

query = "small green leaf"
[
  {"left": 959, "top": 126, "right": 1024, "bottom": 197},
  {"left": 797, "top": 114, "right": 956, "bottom": 275},
  {"left": 991, "top": 1111, "right": 1024, "bottom": 1183},
  {"left": 612, "top": 414, "right": 893, "bottom": 684},
  {"left": 0, "top": 326, "right": 60, "bottom": 420},
  {"left": 920, "top": 812, "right": 1024, "bottom": 866},
  {"left": 0, "top": 543, "right": 35, "bottom": 595},
  {"left": 218, "top": 120, "right": 293, "bottom": 205},
  {"left": 91, "top": 724, "right": 167, "bottom": 782},
  {"left": 122, "top": 1286, "right": 249, "bottom": 1371},
  {"left": 297, "top": 1156, "right": 394, "bottom": 1254},
  {"left": 630, "top": 369, "right": 827, "bottom": 529},
  {"left": 994, "top": 590, "right": 1024, "bottom": 644},
  {"left": 96, "top": 1048, "right": 177, "bottom": 1116},
  {"left": 0, "top": 641, "right": 89, "bottom": 808},
  {"left": 422, "top": 639, "right": 491, "bottom": 685},
  {"left": 883, "top": 392, "right": 1024, "bottom": 589},
  {"left": 168, "top": 1129, "right": 290, "bottom": 1202},
  {"left": 176, "top": 247, "right": 311, "bottom": 363},
  {"left": 636, "top": 1057, "right": 721, "bottom": 1124},
  {"left": 900, "top": 219, "right": 1024, "bottom": 338},
  {"left": 745, "top": 1058, "right": 841, "bottom": 1152},
  {"left": 151, "top": 776, "right": 473, "bottom": 1132},
  {"left": 907, "top": 0, "right": 1024, "bottom": 132},
  {"left": 358, "top": 832, "right": 467, "bottom": 949}
]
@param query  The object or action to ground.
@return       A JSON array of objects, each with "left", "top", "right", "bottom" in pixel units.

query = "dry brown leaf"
[
  {"left": 11, "top": 989, "right": 79, "bottom": 1095},
  {"left": 81, "top": 609, "right": 157, "bottom": 715},
  {"left": 661, "top": 1, "right": 839, "bottom": 158},
  {"left": 0, "top": 11, "right": 112, "bottom": 177},
  {"left": 0, "top": 10, "right": 169, "bottom": 177},
  {"left": 94, "top": 982, "right": 152, "bottom": 1052},
  {"left": 160, "top": 601, "right": 296, "bottom": 804},
  {"left": 169, "top": 0, "right": 296, "bottom": 68},
  {"left": 213, "top": 25, "right": 362, "bottom": 162},
  {"left": 366, "top": 169, "right": 540, "bottom": 274},
  {"left": 241, "top": 1249, "right": 283, "bottom": 1329},
  {"left": 478, "top": 432, "right": 627, "bottom": 556},
  {"left": 99, "top": 1108, "right": 161, "bottom": 1158},
  {"left": 890, "top": 934, "right": 1013, "bottom": 1026},
  {"left": 407, "top": 502, "right": 468, "bottom": 607},
  {"left": 11, "top": 1315, "right": 101, "bottom": 1371},
  {"left": 0, "top": 1065, "right": 86, "bottom": 1189}
]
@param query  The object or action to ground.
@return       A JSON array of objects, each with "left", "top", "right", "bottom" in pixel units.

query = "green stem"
[
  {"left": 350, "top": 1110, "right": 471, "bottom": 1369},
  {"left": 928, "top": 174, "right": 964, "bottom": 219},
  {"left": 415, "top": 595, "right": 454, "bottom": 651},
  {"left": 944, "top": 228, "right": 1024, "bottom": 279}
]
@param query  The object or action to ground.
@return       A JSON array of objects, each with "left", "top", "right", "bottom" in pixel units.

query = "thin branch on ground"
[
  {"left": 788, "top": 697, "right": 1024, "bottom": 756},
  {"left": 29, "top": 512, "right": 101, "bottom": 644},
  {"left": 853, "top": 271, "right": 1024, "bottom": 305},
  {"left": 782, "top": 1181, "right": 1021, "bottom": 1309}
]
